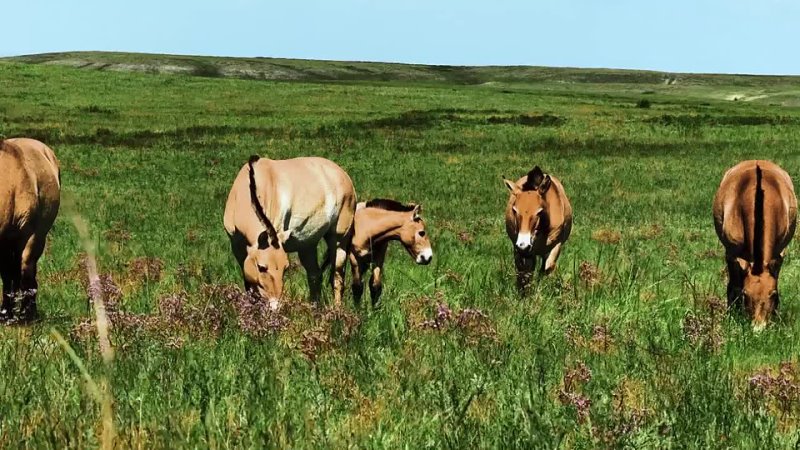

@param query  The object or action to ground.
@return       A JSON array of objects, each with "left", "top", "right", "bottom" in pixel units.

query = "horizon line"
[{"left": 4, "top": 50, "right": 800, "bottom": 78}]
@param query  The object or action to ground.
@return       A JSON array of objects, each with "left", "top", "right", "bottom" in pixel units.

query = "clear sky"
[{"left": 3, "top": 0, "right": 798, "bottom": 75}]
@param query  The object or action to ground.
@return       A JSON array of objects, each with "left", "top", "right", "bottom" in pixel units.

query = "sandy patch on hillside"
[{"left": 724, "top": 92, "right": 770, "bottom": 102}]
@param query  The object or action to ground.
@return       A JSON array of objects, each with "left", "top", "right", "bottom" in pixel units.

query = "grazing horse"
[
  {"left": 504, "top": 166, "right": 572, "bottom": 291},
  {"left": 223, "top": 155, "right": 356, "bottom": 309},
  {"left": 0, "top": 138, "right": 61, "bottom": 322},
  {"left": 349, "top": 199, "right": 432, "bottom": 306},
  {"left": 713, "top": 160, "right": 797, "bottom": 330}
]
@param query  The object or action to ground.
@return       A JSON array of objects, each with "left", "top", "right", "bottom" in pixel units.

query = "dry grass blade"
[
  {"left": 65, "top": 198, "right": 114, "bottom": 364},
  {"left": 51, "top": 330, "right": 116, "bottom": 449},
  {"left": 54, "top": 194, "right": 116, "bottom": 448}
]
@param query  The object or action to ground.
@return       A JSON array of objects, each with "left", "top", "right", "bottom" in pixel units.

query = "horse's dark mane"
[
  {"left": 365, "top": 198, "right": 416, "bottom": 212},
  {"left": 247, "top": 155, "right": 280, "bottom": 248},
  {"left": 752, "top": 164, "right": 765, "bottom": 274},
  {"left": 521, "top": 166, "right": 545, "bottom": 192}
]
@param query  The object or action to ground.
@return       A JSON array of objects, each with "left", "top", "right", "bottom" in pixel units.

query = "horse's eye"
[
  {"left": 257, "top": 264, "right": 268, "bottom": 273},
  {"left": 418, "top": 230, "right": 426, "bottom": 237}
]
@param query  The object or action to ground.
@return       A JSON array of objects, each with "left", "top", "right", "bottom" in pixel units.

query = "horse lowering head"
[
  {"left": 243, "top": 229, "right": 290, "bottom": 310},
  {"left": 734, "top": 257, "right": 781, "bottom": 331},
  {"left": 244, "top": 155, "right": 290, "bottom": 310},
  {"left": 504, "top": 166, "right": 552, "bottom": 253}
]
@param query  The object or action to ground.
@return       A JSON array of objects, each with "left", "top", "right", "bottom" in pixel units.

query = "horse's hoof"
[{"left": 0, "top": 310, "right": 13, "bottom": 324}]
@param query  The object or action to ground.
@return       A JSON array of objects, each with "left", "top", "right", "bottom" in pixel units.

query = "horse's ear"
[
  {"left": 504, "top": 179, "right": 520, "bottom": 194},
  {"left": 412, "top": 204, "right": 422, "bottom": 220},
  {"left": 257, "top": 231, "right": 271, "bottom": 249},
  {"left": 539, "top": 174, "right": 552, "bottom": 195},
  {"left": 735, "top": 257, "right": 750, "bottom": 274},
  {"left": 768, "top": 257, "right": 782, "bottom": 277}
]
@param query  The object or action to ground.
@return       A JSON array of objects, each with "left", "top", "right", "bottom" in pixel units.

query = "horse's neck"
[{"left": 358, "top": 210, "right": 405, "bottom": 247}]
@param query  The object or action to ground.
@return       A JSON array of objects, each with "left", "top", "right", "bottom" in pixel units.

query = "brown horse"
[
  {"left": 224, "top": 155, "right": 356, "bottom": 309},
  {"left": 713, "top": 160, "right": 797, "bottom": 330},
  {"left": 504, "top": 166, "right": 572, "bottom": 291},
  {"left": 349, "top": 199, "right": 432, "bottom": 306},
  {"left": 0, "top": 138, "right": 61, "bottom": 322}
]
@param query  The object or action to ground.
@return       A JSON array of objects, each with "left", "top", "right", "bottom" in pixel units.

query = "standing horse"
[
  {"left": 349, "top": 199, "right": 432, "bottom": 306},
  {"left": 224, "top": 155, "right": 356, "bottom": 309},
  {"left": 713, "top": 160, "right": 797, "bottom": 330},
  {"left": 0, "top": 138, "right": 61, "bottom": 322},
  {"left": 504, "top": 166, "right": 572, "bottom": 291}
]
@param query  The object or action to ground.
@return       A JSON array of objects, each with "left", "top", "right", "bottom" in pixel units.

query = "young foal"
[{"left": 349, "top": 199, "right": 432, "bottom": 306}]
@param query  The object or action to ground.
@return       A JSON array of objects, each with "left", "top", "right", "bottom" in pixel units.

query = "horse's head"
[
  {"left": 399, "top": 204, "right": 432, "bottom": 265},
  {"left": 734, "top": 257, "right": 781, "bottom": 331},
  {"left": 244, "top": 230, "right": 290, "bottom": 310},
  {"left": 245, "top": 155, "right": 290, "bottom": 310},
  {"left": 505, "top": 166, "right": 551, "bottom": 253}
]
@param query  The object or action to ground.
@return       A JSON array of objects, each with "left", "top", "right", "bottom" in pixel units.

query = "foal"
[{"left": 349, "top": 199, "right": 432, "bottom": 306}]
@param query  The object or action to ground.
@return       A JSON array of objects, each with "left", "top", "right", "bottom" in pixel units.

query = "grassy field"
[{"left": 1, "top": 53, "right": 800, "bottom": 448}]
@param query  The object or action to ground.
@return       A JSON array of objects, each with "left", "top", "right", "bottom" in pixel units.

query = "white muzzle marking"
[
  {"left": 268, "top": 298, "right": 280, "bottom": 311},
  {"left": 516, "top": 232, "right": 532, "bottom": 251},
  {"left": 416, "top": 247, "right": 433, "bottom": 265}
]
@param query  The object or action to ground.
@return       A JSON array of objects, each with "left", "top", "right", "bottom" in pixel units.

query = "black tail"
[
  {"left": 753, "top": 164, "right": 765, "bottom": 274},
  {"left": 247, "top": 155, "right": 280, "bottom": 248}
]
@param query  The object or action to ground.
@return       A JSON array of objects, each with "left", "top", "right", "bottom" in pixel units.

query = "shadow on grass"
[
  {"left": 11, "top": 108, "right": 568, "bottom": 148},
  {"left": 645, "top": 114, "right": 800, "bottom": 128}
]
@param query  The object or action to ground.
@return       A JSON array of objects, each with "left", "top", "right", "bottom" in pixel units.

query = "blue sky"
[{"left": 3, "top": 0, "right": 798, "bottom": 75}]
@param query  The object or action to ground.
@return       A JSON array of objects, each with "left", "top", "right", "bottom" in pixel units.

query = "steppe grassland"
[{"left": 1, "top": 59, "right": 800, "bottom": 448}]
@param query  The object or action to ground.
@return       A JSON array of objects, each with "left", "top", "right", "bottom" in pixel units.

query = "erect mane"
[
  {"left": 365, "top": 198, "right": 416, "bottom": 212},
  {"left": 752, "top": 163, "right": 765, "bottom": 274},
  {"left": 521, "top": 166, "right": 546, "bottom": 192},
  {"left": 247, "top": 155, "right": 280, "bottom": 248}
]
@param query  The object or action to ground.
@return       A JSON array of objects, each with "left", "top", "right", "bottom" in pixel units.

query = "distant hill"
[{"left": 4, "top": 51, "right": 800, "bottom": 87}]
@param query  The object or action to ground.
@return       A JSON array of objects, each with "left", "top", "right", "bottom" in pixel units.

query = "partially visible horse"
[
  {"left": 504, "top": 166, "right": 572, "bottom": 290},
  {"left": 0, "top": 138, "right": 61, "bottom": 322},
  {"left": 713, "top": 160, "right": 797, "bottom": 330},
  {"left": 349, "top": 199, "right": 432, "bottom": 306},
  {"left": 223, "top": 155, "right": 356, "bottom": 308}
]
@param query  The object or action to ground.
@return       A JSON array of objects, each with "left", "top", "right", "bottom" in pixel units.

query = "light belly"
[{"left": 280, "top": 197, "right": 339, "bottom": 252}]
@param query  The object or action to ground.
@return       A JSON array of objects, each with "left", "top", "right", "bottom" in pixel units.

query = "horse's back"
[
  {"left": 549, "top": 176, "right": 573, "bottom": 242},
  {"left": 270, "top": 157, "right": 355, "bottom": 205},
  {"left": 0, "top": 139, "right": 61, "bottom": 238},
  {"left": 714, "top": 160, "right": 796, "bottom": 256},
  {"left": 224, "top": 156, "right": 356, "bottom": 250}
]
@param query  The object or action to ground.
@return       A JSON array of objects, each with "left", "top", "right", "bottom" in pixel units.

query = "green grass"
[{"left": 2, "top": 54, "right": 800, "bottom": 448}]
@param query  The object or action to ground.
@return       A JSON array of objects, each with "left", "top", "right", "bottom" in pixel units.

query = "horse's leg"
[
  {"left": 229, "top": 233, "right": 249, "bottom": 288},
  {"left": 19, "top": 232, "right": 46, "bottom": 321},
  {"left": 350, "top": 253, "right": 368, "bottom": 307},
  {"left": 369, "top": 242, "right": 388, "bottom": 307},
  {"left": 325, "top": 232, "right": 350, "bottom": 308},
  {"left": 725, "top": 256, "right": 744, "bottom": 308},
  {"left": 514, "top": 248, "right": 535, "bottom": 293},
  {"left": 298, "top": 246, "right": 322, "bottom": 305},
  {"left": 542, "top": 242, "right": 563, "bottom": 276},
  {"left": 0, "top": 246, "right": 20, "bottom": 321}
]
